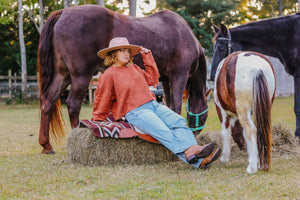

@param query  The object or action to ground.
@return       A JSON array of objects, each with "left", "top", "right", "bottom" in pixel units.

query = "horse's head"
[
  {"left": 211, "top": 24, "right": 240, "bottom": 81},
  {"left": 186, "top": 89, "right": 211, "bottom": 136}
]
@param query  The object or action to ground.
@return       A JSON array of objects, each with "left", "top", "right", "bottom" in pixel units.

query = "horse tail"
[
  {"left": 37, "top": 10, "right": 66, "bottom": 144},
  {"left": 253, "top": 70, "right": 272, "bottom": 171}
]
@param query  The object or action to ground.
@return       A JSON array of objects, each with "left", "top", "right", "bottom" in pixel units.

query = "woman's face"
[{"left": 114, "top": 48, "right": 131, "bottom": 66}]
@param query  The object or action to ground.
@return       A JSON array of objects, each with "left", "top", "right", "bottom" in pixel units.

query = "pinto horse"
[
  {"left": 214, "top": 51, "right": 276, "bottom": 174},
  {"left": 37, "top": 5, "right": 209, "bottom": 154},
  {"left": 211, "top": 14, "right": 300, "bottom": 139}
]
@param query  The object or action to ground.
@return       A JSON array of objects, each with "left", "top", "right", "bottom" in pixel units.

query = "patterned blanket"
[{"left": 79, "top": 116, "right": 159, "bottom": 144}]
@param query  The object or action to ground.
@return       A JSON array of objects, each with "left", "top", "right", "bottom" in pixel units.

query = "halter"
[
  {"left": 217, "top": 29, "right": 232, "bottom": 56},
  {"left": 186, "top": 96, "right": 209, "bottom": 131}
]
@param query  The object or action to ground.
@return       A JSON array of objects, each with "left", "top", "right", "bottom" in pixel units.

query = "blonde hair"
[{"left": 104, "top": 50, "right": 134, "bottom": 66}]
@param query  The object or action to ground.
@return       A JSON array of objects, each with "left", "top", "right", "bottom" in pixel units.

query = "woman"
[{"left": 92, "top": 37, "right": 221, "bottom": 169}]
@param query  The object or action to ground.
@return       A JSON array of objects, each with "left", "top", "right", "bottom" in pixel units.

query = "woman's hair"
[{"left": 104, "top": 49, "right": 134, "bottom": 66}]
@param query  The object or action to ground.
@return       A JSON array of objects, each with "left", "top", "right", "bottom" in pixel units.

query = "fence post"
[
  {"left": 14, "top": 72, "right": 17, "bottom": 95},
  {"left": 89, "top": 84, "right": 93, "bottom": 106},
  {"left": 8, "top": 70, "right": 12, "bottom": 98}
]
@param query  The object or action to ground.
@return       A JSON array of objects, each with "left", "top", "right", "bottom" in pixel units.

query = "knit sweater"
[{"left": 92, "top": 51, "right": 160, "bottom": 121}]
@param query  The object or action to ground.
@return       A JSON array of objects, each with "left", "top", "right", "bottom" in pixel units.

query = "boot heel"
[{"left": 186, "top": 155, "right": 198, "bottom": 164}]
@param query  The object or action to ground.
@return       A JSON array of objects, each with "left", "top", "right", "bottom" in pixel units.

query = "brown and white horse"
[{"left": 214, "top": 51, "right": 276, "bottom": 174}]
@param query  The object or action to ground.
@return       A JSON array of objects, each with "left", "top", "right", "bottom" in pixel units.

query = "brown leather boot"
[
  {"left": 185, "top": 143, "right": 215, "bottom": 164},
  {"left": 199, "top": 147, "right": 221, "bottom": 169}
]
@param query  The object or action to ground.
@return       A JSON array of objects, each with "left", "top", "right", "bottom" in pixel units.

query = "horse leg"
[
  {"left": 65, "top": 78, "right": 91, "bottom": 128},
  {"left": 294, "top": 74, "right": 300, "bottom": 139},
  {"left": 161, "top": 81, "right": 171, "bottom": 107},
  {"left": 220, "top": 114, "right": 235, "bottom": 163},
  {"left": 39, "top": 109, "right": 52, "bottom": 154},
  {"left": 238, "top": 110, "right": 258, "bottom": 174},
  {"left": 231, "top": 120, "right": 246, "bottom": 150},
  {"left": 168, "top": 74, "right": 188, "bottom": 114},
  {"left": 39, "top": 75, "right": 70, "bottom": 154}
]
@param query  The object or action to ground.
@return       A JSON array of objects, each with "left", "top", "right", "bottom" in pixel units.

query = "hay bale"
[
  {"left": 67, "top": 128, "right": 177, "bottom": 166},
  {"left": 67, "top": 123, "right": 299, "bottom": 166},
  {"left": 195, "top": 131, "right": 248, "bottom": 158},
  {"left": 195, "top": 123, "right": 300, "bottom": 158},
  {"left": 271, "top": 123, "right": 299, "bottom": 156}
]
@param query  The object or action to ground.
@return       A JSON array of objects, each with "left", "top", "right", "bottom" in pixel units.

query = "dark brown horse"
[
  {"left": 37, "top": 5, "right": 209, "bottom": 154},
  {"left": 211, "top": 13, "right": 300, "bottom": 140}
]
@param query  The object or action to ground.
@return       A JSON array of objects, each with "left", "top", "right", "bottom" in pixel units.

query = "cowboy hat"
[{"left": 97, "top": 37, "right": 141, "bottom": 59}]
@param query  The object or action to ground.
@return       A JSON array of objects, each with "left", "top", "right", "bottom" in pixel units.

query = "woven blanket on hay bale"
[{"left": 67, "top": 118, "right": 177, "bottom": 166}]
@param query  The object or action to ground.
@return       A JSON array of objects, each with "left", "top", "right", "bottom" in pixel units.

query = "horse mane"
[{"left": 232, "top": 14, "right": 297, "bottom": 37}]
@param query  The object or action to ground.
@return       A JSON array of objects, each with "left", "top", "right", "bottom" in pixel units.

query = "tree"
[
  {"left": 39, "top": 0, "right": 44, "bottom": 32},
  {"left": 163, "top": 0, "right": 242, "bottom": 56},
  {"left": 28, "top": 0, "right": 44, "bottom": 34},
  {"left": 129, "top": 0, "right": 136, "bottom": 16},
  {"left": 18, "top": 0, "right": 27, "bottom": 102},
  {"left": 246, "top": 0, "right": 298, "bottom": 17},
  {"left": 97, "top": 0, "right": 105, "bottom": 7},
  {"left": 0, "top": 1, "right": 19, "bottom": 75},
  {"left": 64, "top": 0, "right": 72, "bottom": 8}
]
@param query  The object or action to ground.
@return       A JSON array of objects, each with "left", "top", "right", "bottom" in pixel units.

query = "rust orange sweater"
[{"left": 92, "top": 51, "right": 160, "bottom": 121}]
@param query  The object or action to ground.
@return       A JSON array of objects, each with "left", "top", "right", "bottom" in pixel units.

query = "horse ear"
[
  {"left": 205, "top": 88, "right": 212, "bottom": 100},
  {"left": 220, "top": 23, "right": 228, "bottom": 36},
  {"left": 212, "top": 24, "right": 220, "bottom": 33}
]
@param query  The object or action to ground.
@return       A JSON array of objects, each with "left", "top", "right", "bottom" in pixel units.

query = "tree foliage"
[
  {"left": 163, "top": 0, "right": 242, "bottom": 56},
  {"left": 245, "top": 0, "right": 298, "bottom": 18},
  {"left": 1, "top": 0, "right": 299, "bottom": 76},
  {"left": 0, "top": 2, "right": 39, "bottom": 76},
  {"left": 160, "top": 0, "right": 298, "bottom": 56}
]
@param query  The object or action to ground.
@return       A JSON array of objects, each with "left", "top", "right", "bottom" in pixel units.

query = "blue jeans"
[{"left": 125, "top": 100, "right": 202, "bottom": 169}]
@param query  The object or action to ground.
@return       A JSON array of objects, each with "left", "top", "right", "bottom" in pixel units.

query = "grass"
[{"left": 0, "top": 96, "right": 299, "bottom": 199}]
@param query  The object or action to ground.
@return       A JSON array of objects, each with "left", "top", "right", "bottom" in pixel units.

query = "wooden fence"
[
  {"left": 0, "top": 70, "right": 99, "bottom": 105},
  {"left": 0, "top": 70, "right": 38, "bottom": 99},
  {"left": 1, "top": 60, "right": 294, "bottom": 105}
]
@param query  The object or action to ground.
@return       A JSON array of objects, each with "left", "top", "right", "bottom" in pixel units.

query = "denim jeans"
[{"left": 125, "top": 100, "right": 202, "bottom": 169}]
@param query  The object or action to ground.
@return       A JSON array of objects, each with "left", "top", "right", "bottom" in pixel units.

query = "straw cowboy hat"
[{"left": 97, "top": 37, "right": 141, "bottom": 59}]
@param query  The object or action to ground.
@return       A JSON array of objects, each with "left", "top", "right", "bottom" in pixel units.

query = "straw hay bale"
[
  {"left": 271, "top": 123, "right": 300, "bottom": 156},
  {"left": 67, "top": 123, "right": 299, "bottom": 166},
  {"left": 195, "top": 131, "right": 248, "bottom": 158},
  {"left": 195, "top": 123, "right": 300, "bottom": 158},
  {"left": 67, "top": 128, "right": 177, "bottom": 166}
]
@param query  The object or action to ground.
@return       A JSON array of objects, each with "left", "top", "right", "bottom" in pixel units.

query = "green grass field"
[{"left": 0, "top": 96, "right": 299, "bottom": 199}]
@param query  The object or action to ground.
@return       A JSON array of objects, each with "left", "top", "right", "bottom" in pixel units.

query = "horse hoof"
[
  {"left": 247, "top": 166, "right": 257, "bottom": 174},
  {"left": 296, "top": 136, "right": 300, "bottom": 146},
  {"left": 220, "top": 156, "right": 229, "bottom": 163},
  {"left": 42, "top": 149, "right": 56, "bottom": 154},
  {"left": 47, "top": 150, "right": 56, "bottom": 154},
  {"left": 295, "top": 127, "right": 300, "bottom": 137}
]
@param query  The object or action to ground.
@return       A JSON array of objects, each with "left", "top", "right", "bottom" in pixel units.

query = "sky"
[{"left": 106, "top": 0, "right": 156, "bottom": 17}]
